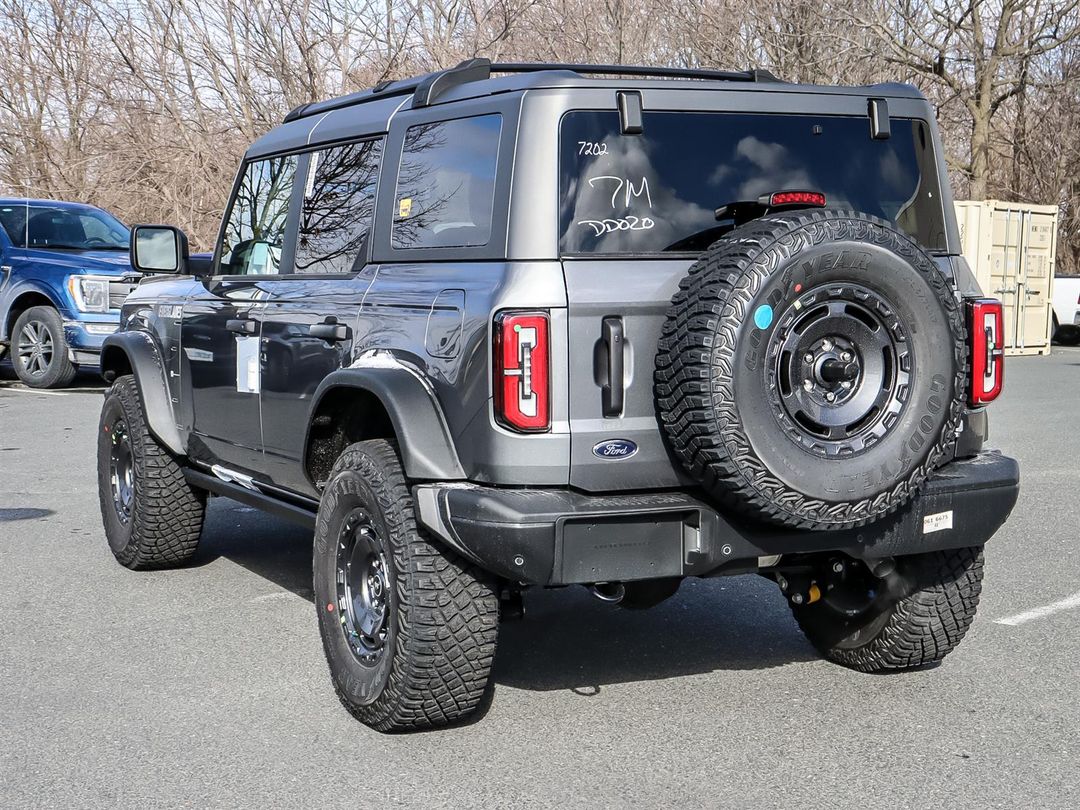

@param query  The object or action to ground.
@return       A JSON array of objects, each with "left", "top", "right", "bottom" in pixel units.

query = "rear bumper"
[{"left": 414, "top": 451, "right": 1019, "bottom": 585}]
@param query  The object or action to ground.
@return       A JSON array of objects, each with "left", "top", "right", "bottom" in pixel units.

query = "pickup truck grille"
[{"left": 108, "top": 278, "right": 139, "bottom": 310}]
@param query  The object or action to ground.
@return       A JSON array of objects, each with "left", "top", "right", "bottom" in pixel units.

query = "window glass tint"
[
  {"left": 392, "top": 114, "right": 501, "bottom": 249},
  {"left": 0, "top": 205, "right": 128, "bottom": 250},
  {"left": 295, "top": 139, "right": 382, "bottom": 274},
  {"left": 219, "top": 155, "right": 298, "bottom": 275},
  {"left": 559, "top": 112, "right": 946, "bottom": 254}
]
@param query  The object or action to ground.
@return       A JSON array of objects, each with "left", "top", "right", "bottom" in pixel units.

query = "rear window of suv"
[{"left": 559, "top": 111, "right": 947, "bottom": 255}]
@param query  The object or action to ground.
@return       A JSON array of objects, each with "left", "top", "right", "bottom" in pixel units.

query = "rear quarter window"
[
  {"left": 559, "top": 111, "right": 947, "bottom": 255},
  {"left": 392, "top": 114, "right": 502, "bottom": 250}
]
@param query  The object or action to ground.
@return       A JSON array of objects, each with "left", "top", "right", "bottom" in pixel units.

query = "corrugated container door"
[{"left": 954, "top": 200, "right": 1057, "bottom": 356}]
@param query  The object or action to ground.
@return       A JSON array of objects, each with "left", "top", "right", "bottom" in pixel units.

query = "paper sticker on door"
[
  {"left": 235, "top": 336, "right": 261, "bottom": 394},
  {"left": 922, "top": 510, "right": 953, "bottom": 534}
]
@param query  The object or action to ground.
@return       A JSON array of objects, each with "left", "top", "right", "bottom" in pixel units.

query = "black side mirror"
[{"left": 131, "top": 224, "right": 189, "bottom": 274}]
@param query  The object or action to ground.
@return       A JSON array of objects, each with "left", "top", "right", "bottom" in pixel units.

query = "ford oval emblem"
[{"left": 592, "top": 439, "right": 638, "bottom": 460}]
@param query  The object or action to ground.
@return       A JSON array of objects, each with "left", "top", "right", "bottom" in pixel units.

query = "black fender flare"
[
  {"left": 305, "top": 358, "right": 465, "bottom": 482},
  {"left": 99, "top": 331, "right": 185, "bottom": 455}
]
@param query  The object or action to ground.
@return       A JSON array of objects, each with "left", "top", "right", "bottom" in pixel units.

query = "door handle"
[
  {"left": 601, "top": 316, "right": 625, "bottom": 417},
  {"left": 309, "top": 318, "right": 350, "bottom": 342},
  {"left": 226, "top": 318, "right": 257, "bottom": 335}
]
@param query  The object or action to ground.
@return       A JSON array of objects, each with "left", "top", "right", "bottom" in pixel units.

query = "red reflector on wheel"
[
  {"left": 493, "top": 311, "right": 550, "bottom": 432},
  {"left": 768, "top": 191, "right": 826, "bottom": 207},
  {"left": 968, "top": 298, "right": 1004, "bottom": 405}
]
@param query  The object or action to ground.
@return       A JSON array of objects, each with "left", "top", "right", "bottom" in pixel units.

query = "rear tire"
[
  {"left": 791, "top": 547, "right": 984, "bottom": 671},
  {"left": 97, "top": 375, "right": 205, "bottom": 569},
  {"left": 313, "top": 439, "right": 499, "bottom": 731},
  {"left": 12, "top": 306, "right": 77, "bottom": 388}
]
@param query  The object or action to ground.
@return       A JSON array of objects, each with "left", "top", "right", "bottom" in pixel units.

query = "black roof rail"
[
  {"left": 490, "top": 62, "right": 781, "bottom": 83},
  {"left": 283, "top": 59, "right": 782, "bottom": 123}
]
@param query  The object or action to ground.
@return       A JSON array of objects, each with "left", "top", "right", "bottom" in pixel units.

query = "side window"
[
  {"left": 294, "top": 139, "right": 382, "bottom": 274},
  {"left": 219, "top": 154, "right": 298, "bottom": 276},
  {"left": 392, "top": 114, "right": 502, "bottom": 250}
]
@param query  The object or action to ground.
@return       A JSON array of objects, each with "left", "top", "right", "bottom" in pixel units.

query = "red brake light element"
[
  {"left": 968, "top": 298, "right": 1004, "bottom": 406},
  {"left": 494, "top": 311, "right": 550, "bottom": 432},
  {"left": 768, "top": 191, "right": 826, "bottom": 207}
]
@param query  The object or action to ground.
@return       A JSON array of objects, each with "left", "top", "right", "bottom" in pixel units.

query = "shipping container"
[{"left": 954, "top": 200, "right": 1059, "bottom": 356}]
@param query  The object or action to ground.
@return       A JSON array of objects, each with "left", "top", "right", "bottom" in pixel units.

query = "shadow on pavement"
[
  {"left": 0, "top": 360, "right": 107, "bottom": 392},
  {"left": 199, "top": 499, "right": 815, "bottom": 691},
  {"left": 493, "top": 581, "right": 814, "bottom": 692},
  {"left": 0, "top": 507, "right": 55, "bottom": 521},
  {"left": 196, "top": 499, "right": 315, "bottom": 598}
]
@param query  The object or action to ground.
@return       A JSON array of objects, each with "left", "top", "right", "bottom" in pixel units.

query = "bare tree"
[{"left": 0, "top": 0, "right": 1078, "bottom": 265}]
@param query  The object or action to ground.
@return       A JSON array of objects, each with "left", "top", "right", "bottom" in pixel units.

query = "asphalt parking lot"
[{"left": 1, "top": 351, "right": 1078, "bottom": 809}]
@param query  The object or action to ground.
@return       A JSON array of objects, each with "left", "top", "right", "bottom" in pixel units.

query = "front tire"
[
  {"left": 313, "top": 439, "right": 499, "bottom": 732},
  {"left": 97, "top": 375, "right": 206, "bottom": 569},
  {"left": 791, "top": 547, "right": 984, "bottom": 671},
  {"left": 12, "top": 306, "right": 77, "bottom": 388}
]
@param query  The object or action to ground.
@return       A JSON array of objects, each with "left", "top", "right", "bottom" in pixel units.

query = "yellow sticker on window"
[{"left": 398, "top": 197, "right": 412, "bottom": 218}]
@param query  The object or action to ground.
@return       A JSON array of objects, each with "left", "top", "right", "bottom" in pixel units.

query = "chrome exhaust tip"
[{"left": 588, "top": 582, "right": 625, "bottom": 604}]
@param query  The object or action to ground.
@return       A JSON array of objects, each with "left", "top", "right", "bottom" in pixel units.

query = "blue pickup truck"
[{"left": 0, "top": 199, "right": 140, "bottom": 387}]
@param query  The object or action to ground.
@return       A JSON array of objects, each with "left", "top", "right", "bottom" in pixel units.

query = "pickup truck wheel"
[
  {"left": 656, "top": 209, "right": 966, "bottom": 529},
  {"left": 790, "top": 547, "right": 984, "bottom": 671},
  {"left": 96, "top": 375, "right": 206, "bottom": 569},
  {"left": 12, "top": 306, "right": 77, "bottom": 388},
  {"left": 313, "top": 439, "right": 499, "bottom": 732}
]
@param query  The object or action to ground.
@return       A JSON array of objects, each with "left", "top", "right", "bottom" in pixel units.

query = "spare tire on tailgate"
[{"left": 655, "top": 209, "right": 967, "bottom": 530}]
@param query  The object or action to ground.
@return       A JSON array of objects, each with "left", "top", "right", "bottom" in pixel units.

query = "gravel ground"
[{"left": 0, "top": 350, "right": 1077, "bottom": 809}]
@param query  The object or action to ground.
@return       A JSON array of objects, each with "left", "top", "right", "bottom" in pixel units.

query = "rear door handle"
[
  {"left": 226, "top": 318, "right": 257, "bottom": 335},
  {"left": 309, "top": 318, "right": 350, "bottom": 342},
  {"left": 601, "top": 316, "right": 625, "bottom": 417}
]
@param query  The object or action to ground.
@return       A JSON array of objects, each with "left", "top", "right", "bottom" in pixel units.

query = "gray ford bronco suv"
[{"left": 97, "top": 59, "right": 1019, "bottom": 731}]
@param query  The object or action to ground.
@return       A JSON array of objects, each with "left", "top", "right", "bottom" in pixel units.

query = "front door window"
[{"left": 218, "top": 155, "right": 298, "bottom": 275}]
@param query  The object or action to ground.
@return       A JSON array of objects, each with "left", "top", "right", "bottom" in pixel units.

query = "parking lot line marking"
[
  {"left": 994, "top": 591, "right": 1080, "bottom": 626},
  {"left": 0, "top": 386, "right": 68, "bottom": 396}
]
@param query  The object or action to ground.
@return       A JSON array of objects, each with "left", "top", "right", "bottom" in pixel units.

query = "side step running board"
[{"left": 183, "top": 468, "right": 318, "bottom": 529}]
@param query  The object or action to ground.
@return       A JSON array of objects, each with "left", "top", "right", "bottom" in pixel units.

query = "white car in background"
[{"left": 1053, "top": 276, "right": 1080, "bottom": 345}]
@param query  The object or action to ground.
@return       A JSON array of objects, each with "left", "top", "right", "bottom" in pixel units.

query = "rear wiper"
[
  {"left": 663, "top": 224, "right": 734, "bottom": 252},
  {"left": 665, "top": 191, "right": 830, "bottom": 251}
]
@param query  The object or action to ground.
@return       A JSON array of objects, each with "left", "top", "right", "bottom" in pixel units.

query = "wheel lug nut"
[
  {"left": 841, "top": 351, "right": 852, "bottom": 361},
  {"left": 821, "top": 339, "right": 833, "bottom": 351},
  {"left": 825, "top": 391, "right": 836, "bottom": 402},
  {"left": 803, "top": 379, "right": 814, "bottom": 392},
  {"left": 804, "top": 353, "right": 814, "bottom": 363}
]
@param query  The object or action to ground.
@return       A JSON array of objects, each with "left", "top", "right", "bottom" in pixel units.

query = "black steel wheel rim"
[
  {"left": 109, "top": 418, "right": 134, "bottom": 525},
  {"left": 766, "top": 283, "right": 912, "bottom": 457},
  {"left": 335, "top": 509, "right": 390, "bottom": 666},
  {"left": 16, "top": 319, "right": 53, "bottom": 378}
]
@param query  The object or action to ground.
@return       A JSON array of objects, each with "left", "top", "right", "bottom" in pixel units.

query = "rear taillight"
[
  {"left": 493, "top": 311, "right": 550, "bottom": 432},
  {"left": 968, "top": 298, "right": 1004, "bottom": 406}
]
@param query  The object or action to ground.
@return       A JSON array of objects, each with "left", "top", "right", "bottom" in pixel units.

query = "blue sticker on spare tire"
[
  {"left": 592, "top": 439, "right": 638, "bottom": 459},
  {"left": 754, "top": 304, "right": 774, "bottom": 330}
]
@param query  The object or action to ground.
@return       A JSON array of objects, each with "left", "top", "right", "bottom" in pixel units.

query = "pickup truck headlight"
[{"left": 67, "top": 275, "right": 111, "bottom": 313}]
